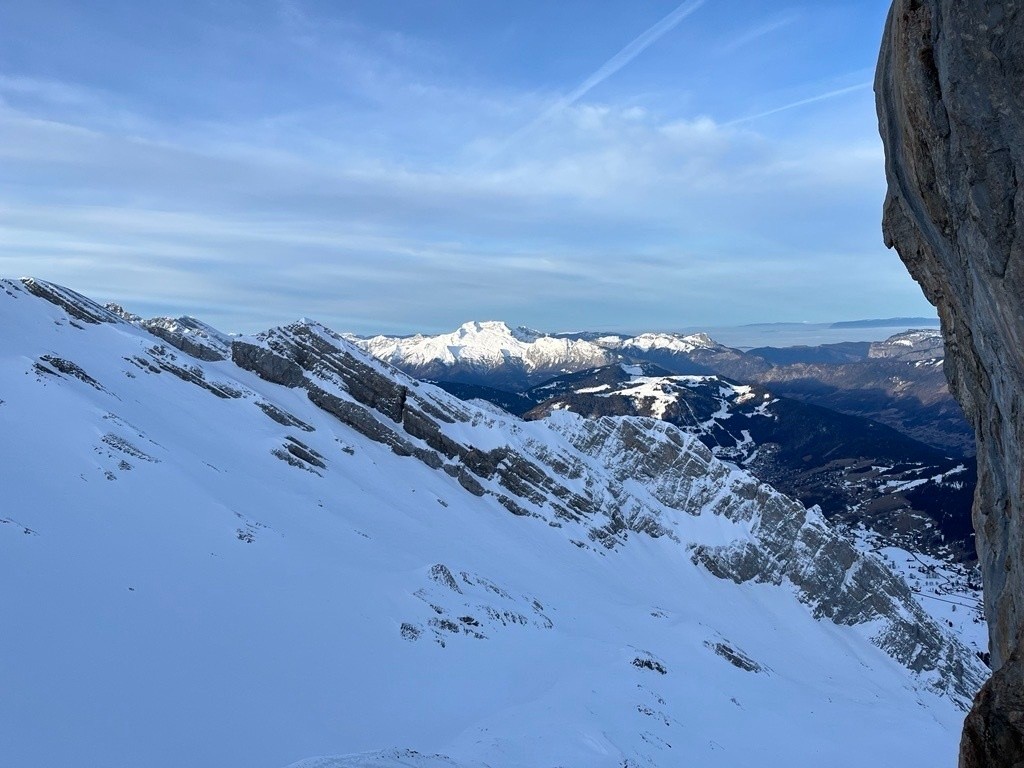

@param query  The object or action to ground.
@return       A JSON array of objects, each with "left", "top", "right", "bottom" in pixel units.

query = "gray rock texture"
[
  {"left": 229, "top": 320, "right": 984, "bottom": 704},
  {"left": 143, "top": 316, "right": 231, "bottom": 362},
  {"left": 960, "top": 646, "right": 1024, "bottom": 768},
  {"left": 18, "top": 277, "right": 124, "bottom": 325},
  {"left": 875, "top": 0, "right": 1024, "bottom": 762}
]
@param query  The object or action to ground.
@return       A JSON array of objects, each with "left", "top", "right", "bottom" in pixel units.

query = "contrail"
[
  {"left": 718, "top": 13, "right": 798, "bottom": 55},
  {"left": 501, "top": 0, "right": 707, "bottom": 149},
  {"left": 554, "top": 0, "right": 707, "bottom": 113},
  {"left": 724, "top": 81, "right": 872, "bottom": 127}
]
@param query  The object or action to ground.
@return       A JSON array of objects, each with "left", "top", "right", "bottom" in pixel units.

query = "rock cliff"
[{"left": 875, "top": 1, "right": 1024, "bottom": 763}]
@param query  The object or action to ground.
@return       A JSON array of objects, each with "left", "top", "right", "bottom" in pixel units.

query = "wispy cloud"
[
  {"left": 0, "top": 74, "right": 96, "bottom": 106},
  {"left": 0, "top": 1, "right": 930, "bottom": 333},
  {"left": 0, "top": 81, "right": 908, "bottom": 333},
  {"left": 724, "top": 81, "right": 872, "bottom": 126},
  {"left": 553, "top": 0, "right": 707, "bottom": 110},
  {"left": 501, "top": 0, "right": 707, "bottom": 150},
  {"left": 718, "top": 12, "right": 799, "bottom": 54}
]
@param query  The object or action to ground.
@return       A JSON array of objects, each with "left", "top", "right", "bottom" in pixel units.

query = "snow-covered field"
[
  {"left": 874, "top": 542, "right": 987, "bottom": 657},
  {"left": 0, "top": 280, "right": 979, "bottom": 768}
]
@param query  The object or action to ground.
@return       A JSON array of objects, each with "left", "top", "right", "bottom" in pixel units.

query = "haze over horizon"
[{"left": 0, "top": 0, "right": 935, "bottom": 334}]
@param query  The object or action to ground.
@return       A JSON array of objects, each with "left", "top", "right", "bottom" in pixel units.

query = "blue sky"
[{"left": 0, "top": 0, "right": 931, "bottom": 334}]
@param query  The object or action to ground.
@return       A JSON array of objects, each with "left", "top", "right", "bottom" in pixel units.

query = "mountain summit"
[{"left": 352, "top": 320, "right": 617, "bottom": 388}]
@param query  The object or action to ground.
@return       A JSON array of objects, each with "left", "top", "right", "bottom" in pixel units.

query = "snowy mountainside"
[
  {"left": 606, "top": 331, "right": 716, "bottom": 354},
  {"left": 868, "top": 328, "right": 945, "bottom": 362},
  {"left": 0, "top": 279, "right": 985, "bottom": 768},
  {"left": 521, "top": 363, "right": 977, "bottom": 563},
  {"left": 141, "top": 314, "right": 234, "bottom": 361}
]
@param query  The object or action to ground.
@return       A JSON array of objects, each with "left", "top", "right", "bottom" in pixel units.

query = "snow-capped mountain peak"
[
  {"left": 351, "top": 323, "right": 743, "bottom": 391},
  {"left": 454, "top": 319, "right": 534, "bottom": 341},
  {"left": 353, "top": 320, "right": 617, "bottom": 388}
]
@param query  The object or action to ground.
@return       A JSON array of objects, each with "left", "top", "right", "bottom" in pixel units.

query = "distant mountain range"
[
  {"left": 830, "top": 317, "right": 941, "bottom": 329},
  {"left": 353, "top": 321, "right": 972, "bottom": 456}
]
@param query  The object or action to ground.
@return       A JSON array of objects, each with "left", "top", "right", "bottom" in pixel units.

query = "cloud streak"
[
  {"left": 500, "top": 0, "right": 707, "bottom": 152},
  {"left": 718, "top": 13, "right": 798, "bottom": 54},
  {"left": 724, "top": 81, "right": 872, "bottom": 126},
  {"left": 555, "top": 0, "right": 707, "bottom": 109},
  {"left": 0, "top": 84, "right": 918, "bottom": 334}
]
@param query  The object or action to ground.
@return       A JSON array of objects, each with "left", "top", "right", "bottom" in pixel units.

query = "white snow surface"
[
  {"left": 0, "top": 281, "right": 975, "bottom": 768},
  {"left": 868, "top": 329, "right": 945, "bottom": 361}
]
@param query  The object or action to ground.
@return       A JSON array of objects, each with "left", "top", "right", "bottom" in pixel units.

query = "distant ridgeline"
[{"left": 831, "top": 317, "right": 941, "bottom": 329}]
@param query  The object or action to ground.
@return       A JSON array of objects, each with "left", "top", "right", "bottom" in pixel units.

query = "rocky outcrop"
[
  {"left": 868, "top": 329, "right": 945, "bottom": 362},
  {"left": 18, "top": 278, "right": 124, "bottom": 325},
  {"left": 143, "top": 316, "right": 231, "bottom": 362},
  {"left": 875, "top": 0, "right": 1024, "bottom": 762},
  {"left": 960, "top": 646, "right": 1024, "bottom": 768},
  {"left": 549, "top": 413, "right": 985, "bottom": 704}
]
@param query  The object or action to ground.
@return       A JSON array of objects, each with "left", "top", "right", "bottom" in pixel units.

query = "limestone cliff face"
[
  {"left": 876, "top": 0, "right": 1024, "bottom": 763},
  {"left": 877, "top": 0, "right": 1024, "bottom": 667}
]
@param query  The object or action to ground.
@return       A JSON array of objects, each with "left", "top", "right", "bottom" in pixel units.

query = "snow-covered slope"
[
  {"left": 868, "top": 328, "right": 946, "bottom": 362},
  {"left": 521, "top": 363, "right": 978, "bottom": 563},
  {"left": 0, "top": 279, "right": 985, "bottom": 768}
]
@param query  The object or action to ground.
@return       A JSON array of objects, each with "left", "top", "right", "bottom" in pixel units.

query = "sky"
[{"left": 0, "top": 0, "right": 935, "bottom": 335}]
